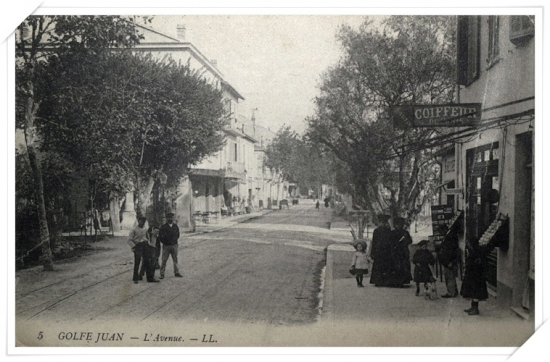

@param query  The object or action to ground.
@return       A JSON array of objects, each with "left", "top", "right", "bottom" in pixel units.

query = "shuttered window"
[
  {"left": 457, "top": 16, "right": 480, "bottom": 86},
  {"left": 509, "top": 15, "right": 534, "bottom": 45},
  {"left": 487, "top": 16, "right": 500, "bottom": 66}
]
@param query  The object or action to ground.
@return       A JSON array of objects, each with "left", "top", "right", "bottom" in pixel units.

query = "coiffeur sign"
[{"left": 390, "top": 103, "right": 482, "bottom": 128}]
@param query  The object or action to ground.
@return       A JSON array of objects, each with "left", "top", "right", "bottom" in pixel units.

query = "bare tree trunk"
[
  {"left": 136, "top": 175, "right": 155, "bottom": 218},
  {"left": 24, "top": 94, "right": 54, "bottom": 271},
  {"left": 109, "top": 191, "right": 121, "bottom": 233}
]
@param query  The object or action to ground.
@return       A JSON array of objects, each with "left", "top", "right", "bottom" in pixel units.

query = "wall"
[{"left": 457, "top": 16, "right": 534, "bottom": 308}]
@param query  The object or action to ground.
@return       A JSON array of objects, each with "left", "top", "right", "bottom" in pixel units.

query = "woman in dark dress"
[
  {"left": 391, "top": 217, "right": 413, "bottom": 287},
  {"left": 460, "top": 240, "right": 489, "bottom": 315},
  {"left": 369, "top": 214, "right": 393, "bottom": 286}
]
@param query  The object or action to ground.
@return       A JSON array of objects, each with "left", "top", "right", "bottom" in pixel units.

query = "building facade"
[
  {"left": 125, "top": 23, "right": 251, "bottom": 230},
  {"left": 451, "top": 15, "right": 535, "bottom": 319}
]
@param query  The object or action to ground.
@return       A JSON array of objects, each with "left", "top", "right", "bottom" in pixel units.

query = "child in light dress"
[{"left": 350, "top": 240, "right": 370, "bottom": 287}]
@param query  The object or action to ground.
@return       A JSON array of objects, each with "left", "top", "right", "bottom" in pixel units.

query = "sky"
[{"left": 149, "top": 15, "right": 367, "bottom": 135}]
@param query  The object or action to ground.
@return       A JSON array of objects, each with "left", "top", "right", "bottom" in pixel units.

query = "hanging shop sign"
[
  {"left": 390, "top": 103, "right": 482, "bottom": 128},
  {"left": 445, "top": 188, "right": 463, "bottom": 195}
]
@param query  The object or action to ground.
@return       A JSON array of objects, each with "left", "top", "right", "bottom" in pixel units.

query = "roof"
[{"left": 134, "top": 23, "right": 244, "bottom": 101}]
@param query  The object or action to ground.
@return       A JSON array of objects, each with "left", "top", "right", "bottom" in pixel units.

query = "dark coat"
[
  {"left": 460, "top": 243, "right": 489, "bottom": 300},
  {"left": 391, "top": 228, "right": 413, "bottom": 284},
  {"left": 412, "top": 248, "right": 435, "bottom": 283},
  {"left": 158, "top": 223, "right": 180, "bottom": 246},
  {"left": 369, "top": 225, "right": 394, "bottom": 286},
  {"left": 437, "top": 233, "right": 459, "bottom": 267}
]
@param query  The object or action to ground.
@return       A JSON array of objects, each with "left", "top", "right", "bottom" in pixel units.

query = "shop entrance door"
[{"left": 466, "top": 142, "right": 499, "bottom": 291}]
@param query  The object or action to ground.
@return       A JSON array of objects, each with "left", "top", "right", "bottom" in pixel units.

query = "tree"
[
  {"left": 265, "top": 126, "right": 334, "bottom": 198},
  {"left": 306, "top": 16, "right": 456, "bottom": 222},
  {"left": 16, "top": 15, "right": 147, "bottom": 270},
  {"left": 36, "top": 50, "right": 226, "bottom": 222}
]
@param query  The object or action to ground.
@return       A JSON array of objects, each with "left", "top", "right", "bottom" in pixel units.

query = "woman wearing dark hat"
[
  {"left": 460, "top": 240, "right": 489, "bottom": 315},
  {"left": 369, "top": 214, "right": 393, "bottom": 287},
  {"left": 350, "top": 240, "right": 369, "bottom": 287},
  {"left": 391, "top": 217, "right": 413, "bottom": 287}
]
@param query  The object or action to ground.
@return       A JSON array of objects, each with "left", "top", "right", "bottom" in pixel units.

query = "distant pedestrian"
[
  {"left": 127, "top": 216, "right": 158, "bottom": 284},
  {"left": 412, "top": 240, "right": 435, "bottom": 297},
  {"left": 369, "top": 214, "right": 394, "bottom": 287},
  {"left": 350, "top": 240, "right": 369, "bottom": 287},
  {"left": 436, "top": 225, "right": 460, "bottom": 298},
  {"left": 315, "top": 200, "right": 320, "bottom": 210},
  {"left": 138, "top": 226, "right": 160, "bottom": 282},
  {"left": 460, "top": 241, "right": 489, "bottom": 315},
  {"left": 159, "top": 213, "right": 183, "bottom": 279}
]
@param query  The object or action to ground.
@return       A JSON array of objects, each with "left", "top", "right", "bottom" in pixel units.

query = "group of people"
[
  {"left": 127, "top": 212, "right": 183, "bottom": 284},
  {"left": 352, "top": 213, "right": 490, "bottom": 316},
  {"left": 368, "top": 214, "right": 413, "bottom": 288}
]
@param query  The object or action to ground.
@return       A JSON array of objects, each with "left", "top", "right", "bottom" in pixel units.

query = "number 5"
[{"left": 37, "top": 332, "right": 43, "bottom": 340}]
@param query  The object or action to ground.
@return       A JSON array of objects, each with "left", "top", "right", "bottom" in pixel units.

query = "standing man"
[
  {"left": 437, "top": 225, "right": 460, "bottom": 298},
  {"left": 127, "top": 217, "right": 158, "bottom": 283},
  {"left": 159, "top": 213, "right": 183, "bottom": 279}
]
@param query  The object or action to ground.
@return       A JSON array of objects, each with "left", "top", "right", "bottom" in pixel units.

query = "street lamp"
[{"left": 159, "top": 171, "right": 168, "bottom": 220}]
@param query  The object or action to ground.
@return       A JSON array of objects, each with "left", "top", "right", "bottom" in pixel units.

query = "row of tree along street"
[
  {"left": 16, "top": 15, "right": 458, "bottom": 271},
  {"left": 16, "top": 16, "right": 229, "bottom": 270}
]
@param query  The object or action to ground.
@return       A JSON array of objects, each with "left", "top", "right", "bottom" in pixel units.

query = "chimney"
[
  {"left": 176, "top": 24, "right": 186, "bottom": 40},
  {"left": 251, "top": 109, "right": 257, "bottom": 135}
]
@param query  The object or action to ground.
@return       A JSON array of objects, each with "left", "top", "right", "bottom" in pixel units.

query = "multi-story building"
[
  {"left": 127, "top": 23, "right": 257, "bottom": 230},
  {"left": 449, "top": 15, "right": 535, "bottom": 319}
]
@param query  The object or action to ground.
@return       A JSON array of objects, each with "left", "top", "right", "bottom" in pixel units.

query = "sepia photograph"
[{"left": 7, "top": 2, "right": 545, "bottom": 358}]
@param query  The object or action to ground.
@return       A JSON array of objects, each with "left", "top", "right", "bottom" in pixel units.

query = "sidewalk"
[
  {"left": 108, "top": 209, "right": 273, "bottom": 238},
  {"left": 320, "top": 242, "right": 534, "bottom": 347}
]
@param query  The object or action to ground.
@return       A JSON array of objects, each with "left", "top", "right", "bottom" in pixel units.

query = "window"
[
  {"left": 225, "top": 100, "right": 232, "bottom": 116},
  {"left": 487, "top": 16, "right": 500, "bottom": 67},
  {"left": 509, "top": 16, "right": 534, "bottom": 45},
  {"left": 457, "top": 16, "right": 480, "bottom": 86},
  {"left": 234, "top": 143, "right": 238, "bottom": 162}
]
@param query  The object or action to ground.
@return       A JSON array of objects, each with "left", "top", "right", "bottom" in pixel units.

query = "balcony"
[{"left": 223, "top": 161, "right": 246, "bottom": 180}]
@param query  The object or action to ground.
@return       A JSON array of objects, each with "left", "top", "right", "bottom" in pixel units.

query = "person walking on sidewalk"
[
  {"left": 460, "top": 240, "right": 489, "bottom": 315},
  {"left": 369, "top": 214, "right": 393, "bottom": 287},
  {"left": 127, "top": 217, "right": 158, "bottom": 284},
  {"left": 159, "top": 213, "right": 183, "bottom": 279},
  {"left": 412, "top": 240, "right": 435, "bottom": 296},
  {"left": 436, "top": 225, "right": 460, "bottom": 298},
  {"left": 350, "top": 240, "right": 369, "bottom": 287}
]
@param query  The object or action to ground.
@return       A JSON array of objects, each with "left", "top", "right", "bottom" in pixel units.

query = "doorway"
[
  {"left": 466, "top": 142, "right": 499, "bottom": 291},
  {"left": 515, "top": 132, "right": 533, "bottom": 312}
]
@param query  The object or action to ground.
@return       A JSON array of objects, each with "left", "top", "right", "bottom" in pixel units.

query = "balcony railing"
[{"left": 223, "top": 161, "right": 246, "bottom": 180}]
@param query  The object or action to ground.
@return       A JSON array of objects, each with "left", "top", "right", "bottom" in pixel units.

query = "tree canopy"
[
  {"left": 265, "top": 125, "right": 335, "bottom": 196},
  {"left": 306, "top": 16, "right": 456, "bottom": 220},
  {"left": 16, "top": 15, "right": 147, "bottom": 270},
  {"left": 36, "top": 51, "right": 226, "bottom": 199}
]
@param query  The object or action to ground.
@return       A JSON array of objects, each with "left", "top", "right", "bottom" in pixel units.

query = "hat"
[
  {"left": 352, "top": 239, "right": 367, "bottom": 251},
  {"left": 417, "top": 240, "right": 429, "bottom": 247},
  {"left": 377, "top": 214, "right": 390, "bottom": 222},
  {"left": 166, "top": 213, "right": 175, "bottom": 218}
]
